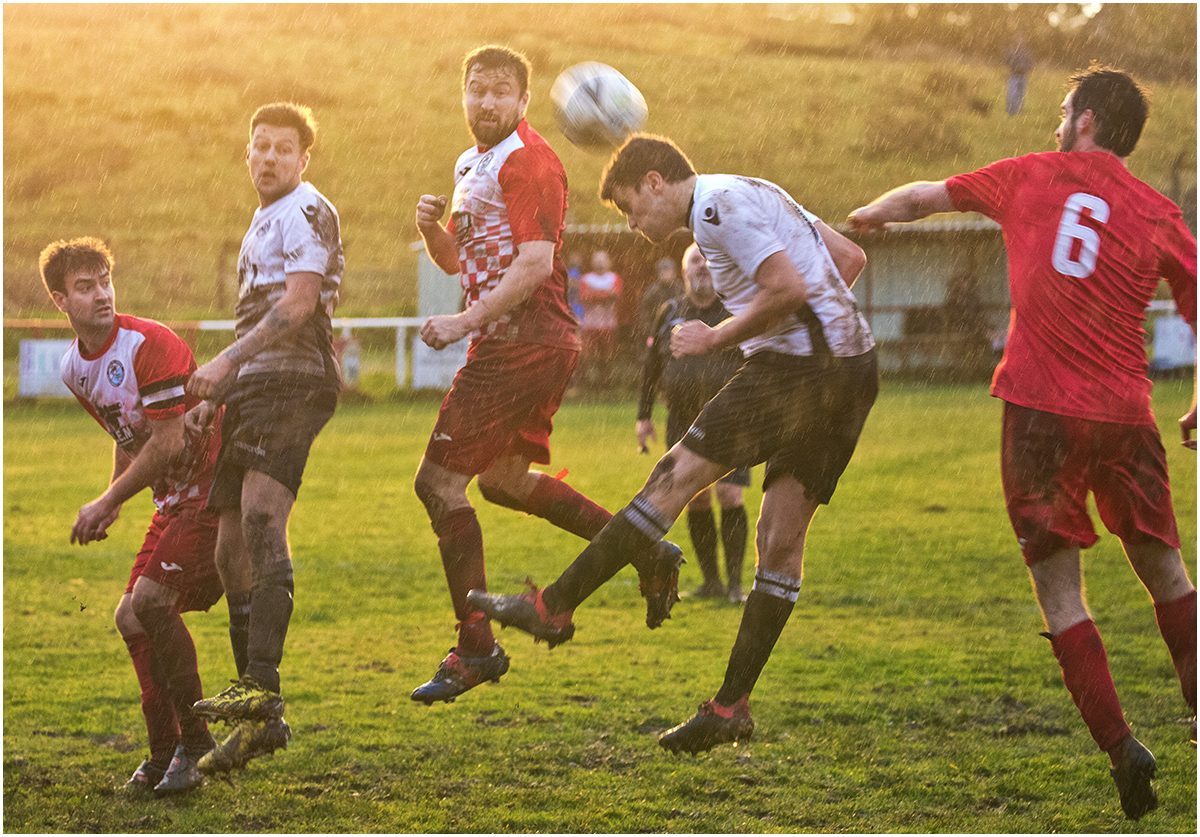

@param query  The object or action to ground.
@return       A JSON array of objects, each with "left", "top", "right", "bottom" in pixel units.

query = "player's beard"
[
  {"left": 1057, "top": 120, "right": 1078, "bottom": 152},
  {"left": 468, "top": 111, "right": 519, "bottom": 149}
]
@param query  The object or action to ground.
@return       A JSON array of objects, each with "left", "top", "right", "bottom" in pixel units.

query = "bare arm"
[
  {"left": 814, "top": 219, "right": 867, "bottom": 288},
  {"left": 187, "top": 271, "right": 323, "bottom": 401},
  {"left": 416, "top": 194, "right": 460, "bottom": 274},
  {"left": 72, "top": 416, "right": 184, "bottom": 545},
  {"left": 671, "top": 250, "right": 807, "bottom": 357},
  {"left": 420, "top": 240, "right": 556, "bottom": 350},
  {"left": 1183, "top": 320, "right": 1198, "bottom": 450},
  {"left": 846, "top": 181, "right": 956, "bottom": 233}
]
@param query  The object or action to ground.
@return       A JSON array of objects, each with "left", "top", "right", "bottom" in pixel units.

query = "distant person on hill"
[
  {"left": 186, "top": 101, "right": 344, "bottom": 775},
  {"left": 638, "top": 244, "right": 749, "bottom": 603},
  {"left": 578, "top": 249, "right": 624, "bottom": 390},
  {"left": 470, "top": 134, "right": 877, "bottom": 757},
  {"left": 410, "top": 45, "right": 683, "bottom": 706},
  {"left": 849, "top": 65, "right": 1196, "bottom": 821},
  {"left": 41, "top": 236, "right": 226, "bottom": 796},
  {"left": 1005, "top": 35, "right": 1034, "bottom": 116}
]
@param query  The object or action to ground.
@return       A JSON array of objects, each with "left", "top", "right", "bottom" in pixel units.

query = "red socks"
[
  {"left": 434, "top": 507, "right": 495, "bottom": 657},
  {"left": 1155, "top": 589, "right": 1197, "bottom": 714},
  {"left": 123, "top": 631, "right": 179, "bottom": 767},
  {"left": 1050, "top": 620, "right": 1131, "bottom": 752},
  {"left": 525, "top": 473, "right": 612, "bottom": 541}
]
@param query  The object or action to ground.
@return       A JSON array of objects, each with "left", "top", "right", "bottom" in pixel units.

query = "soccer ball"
[{"left": 550, "top": 62, "right": 648, "bottom": 151}]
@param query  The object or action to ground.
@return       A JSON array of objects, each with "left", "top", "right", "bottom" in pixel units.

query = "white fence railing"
[{"left": 9, "top": 317, "right": 469, "bottom": 397}]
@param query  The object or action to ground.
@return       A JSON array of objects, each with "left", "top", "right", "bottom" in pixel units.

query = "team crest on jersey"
[{"left": 106, "top": 360, "right": 125, "bottom": 386}]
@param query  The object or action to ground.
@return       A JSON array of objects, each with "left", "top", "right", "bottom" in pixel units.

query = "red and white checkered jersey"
[
  {"left": 446, "top": 119, "right": 580, "bottom": 350},
  {"left": 947, "top": 151, "right": 1197, "bottom": 425},
  {"left": 61, "top": 315, "right": 221, "bottom": 513}
]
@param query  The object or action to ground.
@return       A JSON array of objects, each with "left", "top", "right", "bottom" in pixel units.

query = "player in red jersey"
[
  {"left": 411, "top": 46, "right": 682, "bottom": 704},
  {"left": 848, "top": 66, "right": 1196, "bottom": 821},
  {"left": 41, "top": 237, "right": 228, "bottom": 796}
]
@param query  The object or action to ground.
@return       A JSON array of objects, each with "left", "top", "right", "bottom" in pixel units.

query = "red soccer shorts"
[
  {"left": 126, "top": 504, "right": 224, "bottom": 612},
  {"left": 1001, "top": 402, "right": 1180, "bottom": 565},
  {"left": 425, "top": 340, "right": 579, "bottom": 476}
]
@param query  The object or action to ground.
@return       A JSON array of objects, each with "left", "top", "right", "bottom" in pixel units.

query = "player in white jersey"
[
  {"left": 41, "top": 237, "right": 226, "bottom": 795},
  {"left": 470, "top": 134, "right": 878, "bottom": 755},
  {"left": 186, "top": 102, "right": 342, "bottom": 774}
]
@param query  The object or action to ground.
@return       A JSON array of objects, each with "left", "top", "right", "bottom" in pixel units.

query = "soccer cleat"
[
  {"left": 198, "top": 717, "right": 291, "bottom": 776},
  {"left": 467, "top": 584, "right": 576, "bottom": 648},
  {"left": 639, "top": 541, "right": 685, "bottom": 629},
  {"left": 153, "top": 744, "right": 205, "bottom": 795},
  {"left": 123, "top": 758, "right": 166, "bottom": 793},
  {"left": 726, "top": 583, "right": 746, "bottom": 604},
  {"left": 192, "top": 674, "right": 284, "bottom": 722},
  {"left": 659, "top": 695, "right": 754, "bottom": 755},
  {"left": 1109, "top": 736, "right": 1158, "bottom": 821},
  {"left": 410, "top": 642, "right": 512, "bottom": 705}
]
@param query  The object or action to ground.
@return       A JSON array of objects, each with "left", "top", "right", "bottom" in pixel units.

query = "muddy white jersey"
[
  {"left": 235, "top": 181, "right": 343, "bottom": 381},
  {"left": 61, "top": 314, "right": 220, "bottom": 513},
  {"left": 689, "top": 174, "right": 874, "bottom": 358}
]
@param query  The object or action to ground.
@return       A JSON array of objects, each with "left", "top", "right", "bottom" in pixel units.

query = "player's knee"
[
  {"left": 414, "top": 475, "right": 455, "bottom": 525},
  {"left": 114, "top": 597, "right": 140, "bottom": 637},
  {"left": 478, "top": 479, "right": 524, "bottom": 512}
]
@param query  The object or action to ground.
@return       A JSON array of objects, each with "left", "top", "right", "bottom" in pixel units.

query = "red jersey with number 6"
[{"left": 946, "top": 151, "right": 1196, "bottom": 425}]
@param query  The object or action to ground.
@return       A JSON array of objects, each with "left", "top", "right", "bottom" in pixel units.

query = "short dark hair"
[
  {"left": 599, "top": 134, "right": 696, "bottom": 206},
  {"left": 39, "top": 236, "right": 114, "bottom": 298},
  {"left": 250, "top": 102, "right": 318, "bottom": 152},
  {"left": 462, "top": 45, "right": 531, "bottom": 96},
  {"left": 1067, "top": 65, "right": 1149, "bottom": 157}
]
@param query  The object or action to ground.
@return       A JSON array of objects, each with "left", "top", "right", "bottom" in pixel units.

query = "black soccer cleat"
[
  {"left": 659, "top": 695, "right": 754, "bottom": 755},
  {"left": 467, "top": 584, "right": 576, "bottom": 649},
  {"left": 639, "top": 541, "right": 685, "bottom": 629},
  {"left": 1110, "top": 736, "right": 1158, "bottom": 821},
  {"left": 192, "top": 674, "right": 284, "bottom": 723},
  {"left": 410, "top": 642, "right": 511, "bottom": 705}
]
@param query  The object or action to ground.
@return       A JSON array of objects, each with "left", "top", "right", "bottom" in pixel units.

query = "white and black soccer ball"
[{"left": 550, "top": 62, "right": 648, "bottom": 151}]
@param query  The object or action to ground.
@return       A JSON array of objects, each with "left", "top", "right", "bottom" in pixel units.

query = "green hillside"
[{"left": 4, "top": 3, "right": 1196, "bottom": 318}]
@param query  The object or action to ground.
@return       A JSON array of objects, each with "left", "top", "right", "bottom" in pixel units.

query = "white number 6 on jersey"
[{"left": 1052, "top": 192, "right": 1110, "bottom": 279}]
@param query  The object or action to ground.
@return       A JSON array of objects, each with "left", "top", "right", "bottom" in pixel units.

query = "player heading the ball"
[{"left": 410, "top": 46, "right": 684, "bottom": 707}]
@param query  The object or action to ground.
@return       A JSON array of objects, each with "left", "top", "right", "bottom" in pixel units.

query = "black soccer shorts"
[{"left": 681, "top": 349, "right": 877, "bottom": 504}]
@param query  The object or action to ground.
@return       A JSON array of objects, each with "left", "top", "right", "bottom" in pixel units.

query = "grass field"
[
  {"left": 3, "top": 381, "right": 1196, "bottom": 833},
  {"left": 4, "top": 4, "right": 1195, "bottom": 317}
]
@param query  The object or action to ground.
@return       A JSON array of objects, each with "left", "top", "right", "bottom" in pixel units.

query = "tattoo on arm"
[{"left": 223, "top": 305, "right": 301, "bottom": 366}]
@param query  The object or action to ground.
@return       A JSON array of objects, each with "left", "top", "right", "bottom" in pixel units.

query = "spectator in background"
[
  {"left": 565, "top": 249, "right": 585, "bottom": 325},
  {"left": 638, "top": 243, "right": 749, "bottom": 603},
  {"left": 638, "top": 257, "right": 683, "bottom": 347},
  {"left": 1005, "top": 35, "right": 1034, "bottom": 116},
  {"left": 579, "top": 249, "right": 623, "bottom": 390}
]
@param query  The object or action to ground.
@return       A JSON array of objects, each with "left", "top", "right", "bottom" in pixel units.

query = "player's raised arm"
[
  {"left": 846, "top": 181, "right": 955, "bottom": 232},
  {"left": 416, "top": 194, "right": 459, "bottom": 274}
]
